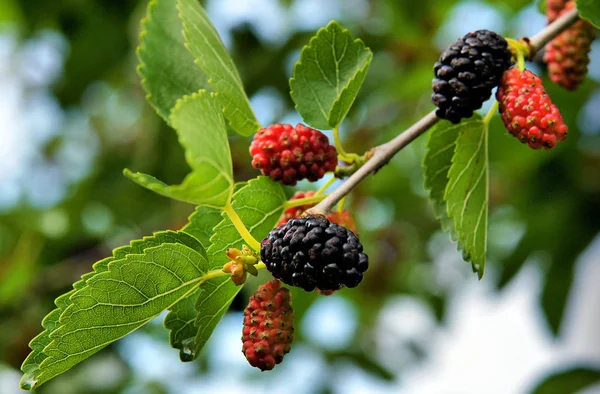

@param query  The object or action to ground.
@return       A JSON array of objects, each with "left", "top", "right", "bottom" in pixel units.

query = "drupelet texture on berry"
[
  {"left": 432, "top": 29, "right": 513, "bottom": 123},
  {"left": 242, "top": 280, "right": 294, "bottom": 371},
  {"left": 261, "top": 215, "right": 368, "bottom": 291},
  {"left": 496, "top": 68, "right": 567, "bottom": 150},
  {"left": 249, "top": 124, "right": 338, "bottom": 186},
  {"left": 277, "top": 191, "right": 359, "bottom": 234},
  {"left": 544, "top": 0, "right": 596, "bottom": 91}
]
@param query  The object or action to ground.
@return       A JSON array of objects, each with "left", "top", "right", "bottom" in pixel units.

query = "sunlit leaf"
[
  {"left": 193, "top": 176, "right": 286, "bottom": 355},
  {"left": 20, "top": 231, "right": 207, "bottom": 390},
  {"left": 125, "top": 90, "right": 233, "bottom": 207},
  {"left": 290, "top": 21, "right": 372, "bottom": 129},
  {"left": 444, "top": 115, "right": 488, "bottom": 277},
  {"left": 137, "top": 0, "right": 210, "bottom": 122},
  {"left": 177, "top": 0, "right": 260, "bottom": 136}
]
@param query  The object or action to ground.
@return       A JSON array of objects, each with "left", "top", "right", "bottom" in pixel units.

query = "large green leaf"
[
  {"left": 290, "top": 21, "right": 372, "bottom": 130},
  {"left": 531, "top": 367, "right": 600, "bottom": 394},
  {"left": 423, "top": 120, "right": 462, "bottom": 236},
  {"left": 137, "top": 0, "right": 211, "bottom": 122},
  {"left": 20, "top": 231, "right": 207, "bottom": 390},
  {"left": 125, "top": 90, "right": 233, "bottom": 207},
  {"left": 577, "top": 0, "right": 600, "bottom": 28},
  {"left": 183, "top": 206, "right": 224, "bottom": 247},
  {"left": 177, "top": 0, "right": 260, "bottom": 137},
  {"left": 444, "top": 115, "right": 488, "bottom": 278},
  {"left": 164, "top": 205, "right": 224, "bottom": 361},
  {"left": 193, "top": 176, "right": 287, "bottom": 355}
]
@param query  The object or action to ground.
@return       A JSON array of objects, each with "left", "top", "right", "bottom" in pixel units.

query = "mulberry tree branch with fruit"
[
  {"left": 309, "top": 6, "right": 582, "bottom": 216},
  {"left": 18, "top": 0, "right": 599, "bottom": 390}
]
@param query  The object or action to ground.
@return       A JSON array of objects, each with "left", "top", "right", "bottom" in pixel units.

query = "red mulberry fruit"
[
  {"left": 496, "top": 68, "right": 567, "bottom": 149},
  {"left": 544, "top": 0, "right": 597, "bottom": 90},
  {"left": 242, "top": 280, "right": 294, "bottom": 371},
  {"left": 250, "top": 124, "right": 338, "bottom": 186}
]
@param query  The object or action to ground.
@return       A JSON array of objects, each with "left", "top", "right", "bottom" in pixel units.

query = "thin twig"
[
  {"left": 307, "top": 8, "right": 583, "bottom": 216},
  {"left": 528, "top": 8, "right": 579, "bottom": 55},
  {"left": 308, "top": 111, "right": 439, "bottom": 215}
]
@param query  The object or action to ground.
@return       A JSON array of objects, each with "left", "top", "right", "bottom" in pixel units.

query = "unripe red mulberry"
[
  {"left": 277, "top": 191, "right": 359, "bottom": 234},
  {"left": 544, "top": 0, "right": 597, "bottom": 90},
  {"left": 242, "top": 280, "right": 294, "bottom": 371},
  {"left": 250, "top": 124, "right": 338, "bottom": 186},
  {"left": 496, "top": 68, "right": 567, "bottom": 150}
]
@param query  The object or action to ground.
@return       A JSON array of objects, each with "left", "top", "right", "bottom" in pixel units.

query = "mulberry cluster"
[
  {"left": 250, "top": 124, "right": 338, "bottom": 186},
  {"left": 242, "top": 280, "right": 294, "bottom": 371},
  {"left": 544, "top": 0, "right": 596, "bottom": 90},
  {"left": 432, "top": 29, "right": 513, "bottom": 123},
  {"left": 496, "top": 68, "right": 567, "bottom": 149},
  {"left": 261, "top": 215, "right": 368, "bottom": 291},
  {"left": 277, "top": 191, "right": 358, "bottom": 234}
]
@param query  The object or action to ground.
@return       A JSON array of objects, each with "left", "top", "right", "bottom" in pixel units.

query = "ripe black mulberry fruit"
[
  {"left": 432, "top": 29, "right": 513, "bottom": 123},
  {"left": 261, "top": 215, "right": 368, "bottom": 291},
  {"left": 249, "top": 124, "right": 338, "bottom": 186},
  {"left": 242, "top": 280, "right": 294, "bottom": 371}
]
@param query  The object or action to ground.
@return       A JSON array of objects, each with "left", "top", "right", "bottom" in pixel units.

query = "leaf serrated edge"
[
  {"left": 136, "top": 0, "right": 168, "bottom": 122},
  {"left": 289, "top": 21, "right": 373, "bottom": 129},
  {"left": 20, "top": 231, "right": 202, "bottom": 389},
  {"left": 443, "top": 116, "right": 488, "bottom": 278},
  {"left": 176, "top": 0, "right": 260, "bottom": 136},
  {"left": 36, "top": 242, "right": 208, "bottom": 383}
]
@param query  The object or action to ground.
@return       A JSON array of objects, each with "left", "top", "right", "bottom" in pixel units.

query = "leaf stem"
[
  {"left": 306, "top": 9, "right": 580, "bottom": 216},
  {"left": 337, "top": 195, "right": 347, "bottom": 213},
  {"left": 517, "top": 50, "right": 526, "bottom": 72},
  {"left": 483, "top": 100, "right": 499, "bottom": 126},
  {"left": 316, "top": 176, "right": 337, "bottom": 196},
  {"left": 333, "top": 126, "right": 361, "bottom": 163},
  {"left": 222, "top": 203, "right": 261, "bottom": 251},
  {"left": 201, "top": 262, "right": 267, "bottom": 285},
  {"left": 201, "top": 267, "right": 229, "bottom": 282},
  {"left": 283, "top": 194, "right": 327, "bottom": 209}
]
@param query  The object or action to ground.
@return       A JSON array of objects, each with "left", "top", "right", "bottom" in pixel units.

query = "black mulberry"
[
  {"left": 432, "top": 29, "right": 512, "bottom": 123},
  {"left": 261, "top": 215, "right": 368, "bottom": 291}
]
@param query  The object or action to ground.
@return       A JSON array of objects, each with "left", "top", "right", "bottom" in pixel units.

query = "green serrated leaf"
[
  {"left": 182, "top": 206, "right": 224, "bottom": 247},
  {"left": 137, "top": 0, "right": 211, "bottom": 122},
  {"left": 531, "top": 367, "right": 600, "bottom": 394},
  {"left": 177, "top": 0, "right": 260, "bottom": 137},
  {"left": 444, "top": 115, "right": 488, "bottom": 278},
  {"left": 577, "top": 0, "right": 600, "bottom": 28},
  {"left": 35, "top": 243, "right": 208, "bottom": 387},
  {"left": 163, "top": 287, "right": 201, "bottom": 362},
  {"left": 125, "top": 90, "right": 234, "bottom": 207},
  {"left": 165, "top": 204, "right": 225, "bottom": 361},
  {"left": 20, "top": 231, "right": 204, "bottom": 390},
  {"left": 423, "top": 120, "right": 462, "bottom": 237},
  {"left": 193, "top": 176, "right": 286, "bottom": 355},
  {"left": 290, "top": 21, "right": 372, "bottom": 130}
]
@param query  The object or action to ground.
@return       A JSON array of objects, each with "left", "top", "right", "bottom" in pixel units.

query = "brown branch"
[{"left": 307, "top": 7, "right": 582, "bottom": 216}]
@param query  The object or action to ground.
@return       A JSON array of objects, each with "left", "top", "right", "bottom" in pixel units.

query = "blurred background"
[{"left": 1, "top": 0, "right": 599, "bottom": 393}]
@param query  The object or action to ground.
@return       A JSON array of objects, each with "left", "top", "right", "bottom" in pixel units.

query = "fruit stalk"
[{"left": 307, "top": 6, "right": 581, "bottom": 216}]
